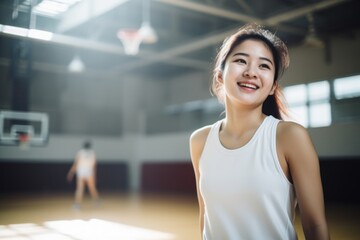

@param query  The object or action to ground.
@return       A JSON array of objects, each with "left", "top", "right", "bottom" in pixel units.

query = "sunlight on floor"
[{"left": 0, "top": 219, "right": 176, "bottom": 240}]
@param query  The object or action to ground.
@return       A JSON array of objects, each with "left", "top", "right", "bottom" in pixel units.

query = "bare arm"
[
  {"left": 93, "top": 153, "right": 97, "bottom": 183},
  {"left": 278, "top": 122, "right": 330, "bottom": 240},
  {"left": 189, "top": 126, "right": 211, "bottom": 239},
  {"left": 67, "top": 156, "right": 79, "bottom": 182}
]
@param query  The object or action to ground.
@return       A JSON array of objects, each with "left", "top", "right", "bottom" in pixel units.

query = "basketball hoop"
[
  {"left": 139, "top": 21, "right": 158, "bottom": 44},
  {"left": 117, "top": 29, "right": 143, "bottom": 55},
  {"left": 18, "top": 133, "right": 30, "bottom": 150}
]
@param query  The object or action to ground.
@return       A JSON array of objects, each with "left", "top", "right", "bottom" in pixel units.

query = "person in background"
[
  {"left": 67, "top": 140, "right": 99, "bottom": 209},
  {"left": 190, "top": 23, "right": 329, "bottom": 239}
]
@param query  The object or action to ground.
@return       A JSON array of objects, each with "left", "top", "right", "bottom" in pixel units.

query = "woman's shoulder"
[
  {"left": 278, "top": 120, "right": 309, "bottom": 137},
  {"left": 190, "top": 125, "right": 213, "bottom": 165},
  {"left": 190, "top": 120, "right": 220, "bottom": 150},
  {"left": 190, "top": 125, "right": 213, "bottom": 145},
  {"left": 277, "top": 120, "right": 313, "bottom": 150}
]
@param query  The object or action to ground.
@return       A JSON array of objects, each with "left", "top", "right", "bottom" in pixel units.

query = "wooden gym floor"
[{"left": 0, "top": 192, "right": 359, "bottom": 240}]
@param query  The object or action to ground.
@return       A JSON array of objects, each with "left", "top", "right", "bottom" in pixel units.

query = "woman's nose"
[{"left": 243, "top": 65, "right": 257, "bottom": 78}]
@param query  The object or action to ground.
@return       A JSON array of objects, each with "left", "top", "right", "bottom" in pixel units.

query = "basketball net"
[
  {"left": 117, "top": 29, "right": 143, "bottom": 55},
  {"left": 19, "top": 134, "right": 30, "bottom": 150}
]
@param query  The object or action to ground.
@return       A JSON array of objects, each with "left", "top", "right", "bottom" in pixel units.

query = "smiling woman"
[
  {"left": 190, "top": 23, "right": 330, "bottom": 240},
  {"left": 211, "top": 24, "right": 289, "bottom": 120}
]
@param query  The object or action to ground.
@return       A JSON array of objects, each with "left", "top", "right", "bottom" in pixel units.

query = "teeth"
[{"left": 239, "top": 83, "right": 258, "bottom": 89}]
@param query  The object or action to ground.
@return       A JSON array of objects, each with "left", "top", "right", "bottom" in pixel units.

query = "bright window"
[
  {"left": 284, "top": 81, "right": 331, "bottom": 128},
  {"left": 309, "top": 103, "right": 332, "bottom": 127},
  {"left": 308, "top": 81, "right": 330, "bottom": 102},
  {"left": 289, "top": 105, "right": 309, "bottom": 127},
  {"left": 334, "top": 75, "right": 360, "bottom": 99},
  {"left": 283, "top": 84, "right": 307, "bottom": 105}
]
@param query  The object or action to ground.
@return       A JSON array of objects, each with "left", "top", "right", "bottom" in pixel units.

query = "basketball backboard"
[{"left": 0, "top": 110, "right": 49, "bottom": 147}]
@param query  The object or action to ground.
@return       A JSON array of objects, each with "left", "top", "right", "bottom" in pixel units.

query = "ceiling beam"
[
  {"left": 235, "top": 0, "right": 255, "bottom": 15},
  {"left": 107, "top": 27, "right": 236, "bottom": 76},
  {"left": 264, "top": 0, "right": 349, "bottom": 25},
  {"left": 154, "top": 0, "right": 261, "bottom": 23},
  {"left": 57, "top": 0, "right": 129, "bottom": 33},
  {"left": 52, "top": 34, "right": 212, "bottom": 70},
  {"left": 109, "top": 0, "right": 348, "bottom": 74},
  {"left": 2, "top": 0, "right": 350, "bottom": 75},
  {"left": 0, "top": 25, "right": 210, "bottom": 74},
  {"left": 153, "top": 0, "right": 304, "bottom": 35}
]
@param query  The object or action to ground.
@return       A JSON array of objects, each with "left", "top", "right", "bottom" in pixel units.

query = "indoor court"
[
  {"left": 0, "top": 193, "right": 359, "bottom": 240},
  {"left": 1, "top": 0, "right": 360, "bottom": 240}
]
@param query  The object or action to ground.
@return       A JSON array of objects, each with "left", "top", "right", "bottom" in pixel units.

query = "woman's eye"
[
  {"left": 260, "top": 64, "right": 270, "bottom": 69},
  {"left": 235, "top": 59, "right": 246, "bottom": 64}
]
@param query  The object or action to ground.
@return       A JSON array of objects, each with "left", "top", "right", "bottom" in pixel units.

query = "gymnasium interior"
[{"left": 0, "top": 0, "right": 359, "bottom": 239}]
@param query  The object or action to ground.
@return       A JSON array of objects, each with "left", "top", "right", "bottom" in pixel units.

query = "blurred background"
[{"left": 0, "top": 0, "right": 359, "bottom": 239}]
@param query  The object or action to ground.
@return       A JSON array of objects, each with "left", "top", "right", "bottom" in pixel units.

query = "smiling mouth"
[{"left": 237, "top": 82, "right": 259, "bottom": 90}]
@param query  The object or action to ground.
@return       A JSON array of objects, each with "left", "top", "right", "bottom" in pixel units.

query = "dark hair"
[
  {"left": 83, "top": 140, "right": 92, "bottom": 149},
  {"left": 211, "top": 23, "right": 289, "bottom": 119}
]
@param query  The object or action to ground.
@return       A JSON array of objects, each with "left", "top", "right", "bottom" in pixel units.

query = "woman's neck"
[{"left": 222, "top": 102, "right": 266, "bottom": 138}]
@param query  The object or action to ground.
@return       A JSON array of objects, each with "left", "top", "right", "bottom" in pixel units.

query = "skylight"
[{"left": 33, "top": 0, "right": 82, "bottom": 18}]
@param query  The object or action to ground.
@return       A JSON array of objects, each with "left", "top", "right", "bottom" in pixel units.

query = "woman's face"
[{"left": 218, "top": 39, "right": 276, "bottom": 108}]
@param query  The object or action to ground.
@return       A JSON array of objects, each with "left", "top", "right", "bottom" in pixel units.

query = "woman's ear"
[
  {"left": 217, "top": 72, "right": 224, "bottom": 84},
  {"left": 269, "top": 81, "right": 278, "bottom": 95}
]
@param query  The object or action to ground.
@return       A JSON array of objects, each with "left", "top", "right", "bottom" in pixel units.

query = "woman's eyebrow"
[
  {"left": 232, "top": 52, "right": 249, "bottom": 58},
  {"left": 260, "top": 57, "right": 274, "bottom": 66},
  {"left": 232, "top": 52, "right": 273, "bottom": 66}
]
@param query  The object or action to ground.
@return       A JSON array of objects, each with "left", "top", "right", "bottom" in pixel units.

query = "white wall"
[
  {"left": 168, "top": 71, "right": 212, "bottom": 104},
  {"left": 309, "top": 122, "right": 360, "bottom": 157},
  {"left": 284, "top": 31, "right": 360, "bottom": 86}
]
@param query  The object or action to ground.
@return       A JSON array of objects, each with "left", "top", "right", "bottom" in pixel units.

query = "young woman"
[
  {"left": 190, "top": 23, "right": 329, "bottom": 239},
  {"left": 67, "top": 140, "right": 99, "bottom": 209}
]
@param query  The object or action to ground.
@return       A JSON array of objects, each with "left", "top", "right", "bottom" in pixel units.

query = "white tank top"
[
  {"left": 76, "top": 149, "right": 95, "bottom": 176},
  {"left": 200, "top": 116, "right": 297, "bottom": 240}
]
